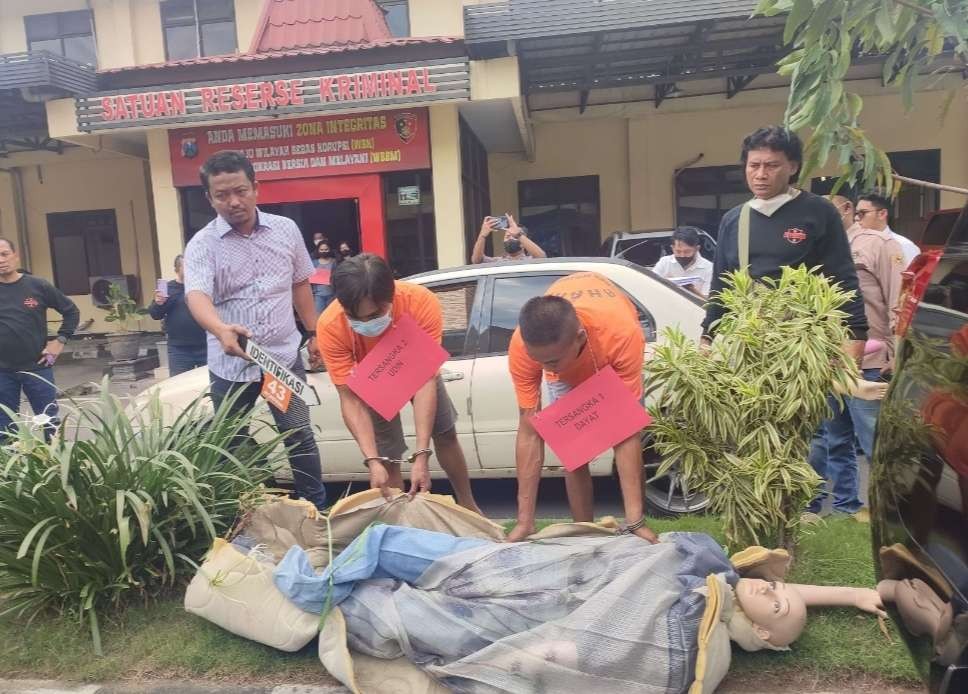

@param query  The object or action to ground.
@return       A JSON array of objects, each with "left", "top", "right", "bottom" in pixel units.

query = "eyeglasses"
[{"left": 854, "top": 209, "right": 876, "bottom": 220}]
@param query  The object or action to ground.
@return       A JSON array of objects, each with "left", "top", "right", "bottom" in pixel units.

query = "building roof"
[
  {"left": 249, "top": 0, "right": 393, "bottom": 53},
  {"left": 465, "top": 0, "right": 760, "bottom": 45}
]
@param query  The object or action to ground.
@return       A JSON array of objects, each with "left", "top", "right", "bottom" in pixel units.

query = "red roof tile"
[
  {"left": 250, "top": 0, "right": 393, "bottom": 53},
  {"left": 96, "top": 37, "right": 461, "bottom": 74}
]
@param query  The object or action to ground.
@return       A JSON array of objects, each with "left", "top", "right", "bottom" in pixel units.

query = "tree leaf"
[{"left": 784, "top": 0, "right": 816, "bottom": 45}]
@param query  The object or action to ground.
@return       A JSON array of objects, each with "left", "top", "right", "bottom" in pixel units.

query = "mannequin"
[{"left": 733, "top": 578, "right": 886, "bottom": 647}]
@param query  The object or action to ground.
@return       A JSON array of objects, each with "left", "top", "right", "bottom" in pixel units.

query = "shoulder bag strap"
[{"left": 738, "top": 203, "right": 751, "bottom": 271}]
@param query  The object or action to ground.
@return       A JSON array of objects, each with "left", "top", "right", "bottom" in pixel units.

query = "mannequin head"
[{"left": 734, "top": 578, "right": 808, "bottom": 647}]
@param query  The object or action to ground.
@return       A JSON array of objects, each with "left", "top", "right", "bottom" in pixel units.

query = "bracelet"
[{"left": 617, "top": 516, "right": 648, "bottom": 535}]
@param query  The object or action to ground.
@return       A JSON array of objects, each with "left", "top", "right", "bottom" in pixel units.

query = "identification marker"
[
  {"left": 345, "top": 314, "right": 448, "bottom": 421},
  {"left": 531, "top": 366, "right": 651, "bottom": 471},
  {"left": 245, "top": 339, "right": 320, "bottom": 407}
]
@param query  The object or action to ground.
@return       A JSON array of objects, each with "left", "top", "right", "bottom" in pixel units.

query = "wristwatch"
[{"left": 55, "top": 335, "right": 68, "bottom": 344}]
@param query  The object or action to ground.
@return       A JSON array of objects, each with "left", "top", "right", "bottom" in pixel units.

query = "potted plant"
[
  {"left": 99, "top": 282, "right": 149, "bottom": 362},
  {"left": 644, "top": 266, "right": 857, "bottom": 550}
]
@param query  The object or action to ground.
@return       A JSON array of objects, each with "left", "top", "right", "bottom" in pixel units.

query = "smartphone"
[
  {"left": 156, "top": 278, "right": 168, "bottom": 297},
  {"left": 491, "top": 215, "right": 510, "bottom": 230}
]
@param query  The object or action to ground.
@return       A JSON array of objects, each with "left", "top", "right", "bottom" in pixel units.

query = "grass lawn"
[{"left": 0, "top": 515, "right": 921, "bottom": 687}]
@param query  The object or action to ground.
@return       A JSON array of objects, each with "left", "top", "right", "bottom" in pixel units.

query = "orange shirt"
[
  {"left": 509, "top": 272, "right": 645, "bottom": 409},
  {"left": 316, "top": 280, "right": 442, "bottom": 386}
]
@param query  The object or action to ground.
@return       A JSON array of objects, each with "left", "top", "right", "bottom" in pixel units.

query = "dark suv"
[{"left": 870, "top": 201, "right": 968, "bottom": 693}]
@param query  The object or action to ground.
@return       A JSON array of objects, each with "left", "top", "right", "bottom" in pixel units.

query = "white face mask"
[{"left": 348, "top": 310, "right": 392, "bottom": 337}]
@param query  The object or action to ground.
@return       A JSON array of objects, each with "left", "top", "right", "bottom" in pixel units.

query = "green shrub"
[
  {"left": 0, "top": 383, "right": 284, "bottom": 653},
  {"left": 645, "top": 266, "right": 857, "bottom": 549}
]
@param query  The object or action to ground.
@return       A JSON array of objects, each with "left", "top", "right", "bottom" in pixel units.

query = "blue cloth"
[
  {"left": 0, "top": 367, "right": 58, "bottom": 442},
  {"left": 808, "top": 368, "right": 884, "bottom": 514},
  {"left": 273, "top": 525, "right": 490, "bottom": 613},
  {"left": 167, "top": 344, "right": 207, "bottom": 376}
]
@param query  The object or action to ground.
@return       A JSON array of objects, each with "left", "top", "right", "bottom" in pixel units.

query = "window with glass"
[
  {"left": 518, "top": 177, "right": 600, "bottom": 257},
  {"left": 376, "top": 0, "right": 410, "bottom": 37},
  {"left": 429, "top": 281, "right": 479, "bottom": 358},
  {"left": 25, "top": 10, "right": 97, "bottom": 65},
  {"left": 485, "top": 274, "right": 565, "bottom": 354},
  {"left": 47, "top": 210, "right": 122, "bottom": 295},
  {"left": 675, "top": 166, "right": 749, "bottom": 239},
  {"left": 161, "top": 0, "right": 236, "bottom": 60},
  {"left": 383, "top": 170, "right": 436, "bottom": 278}
]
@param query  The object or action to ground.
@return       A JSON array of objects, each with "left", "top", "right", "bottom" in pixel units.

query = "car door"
[
  {"left": 394, "top": 278, "right": 484, "bottom": 472},
  {"left": 471, "top": 272, "right": 569, "bottom": 472},
  {"left": 471, "top": 268, "right": 664, "bottom": 474},
  {"left": 308, "top": 277, "right": 484, "bottom": 480}
]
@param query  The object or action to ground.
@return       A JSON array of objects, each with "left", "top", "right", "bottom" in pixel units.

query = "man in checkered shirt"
[{"left": 184, "top": 150, "right": 327, "bottom": 509}]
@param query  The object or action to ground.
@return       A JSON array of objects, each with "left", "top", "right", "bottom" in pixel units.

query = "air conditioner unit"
[{"left": 89, "top": 274, "right": 139, "bottom": 307}]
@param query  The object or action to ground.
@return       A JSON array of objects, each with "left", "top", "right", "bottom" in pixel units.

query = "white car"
[{"left": 141, "top": 258, "right": 707, "bottom": 515}]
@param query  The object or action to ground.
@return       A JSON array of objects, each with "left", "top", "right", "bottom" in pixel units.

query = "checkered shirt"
[{"left": 184, "top": 209, "right": 314, "bottom": 382}]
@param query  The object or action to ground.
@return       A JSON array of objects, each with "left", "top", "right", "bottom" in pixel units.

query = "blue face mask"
[{"left": 349, "top": 310, "right": 392, "bottom": 337}]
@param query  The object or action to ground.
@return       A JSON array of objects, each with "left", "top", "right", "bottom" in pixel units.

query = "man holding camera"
[{"left": 471, "top": 213, "right": 546, "bottom": 264}]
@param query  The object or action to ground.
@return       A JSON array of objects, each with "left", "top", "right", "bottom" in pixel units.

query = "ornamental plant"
[
  {"left": 98, "top": 282, "right": 149, "bottom": 333},
  {"left": 645, "top": 266, "right": 857, "bottom": 548},
  {"left": 0, "top": 382, "right": 284, "bottom": 653}
]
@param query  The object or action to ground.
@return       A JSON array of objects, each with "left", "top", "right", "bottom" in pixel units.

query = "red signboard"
[
  {"left": 345, "top": 315, "right": 449, "bottom": 421},
  {"left": 530, "top": 366, "right": 651, "bottom": 472},
  {"left": 168, "top": 108, "right": 430, "bottom": 186}
]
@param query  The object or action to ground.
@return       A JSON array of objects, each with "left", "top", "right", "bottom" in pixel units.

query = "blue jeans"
[
  {"left": 0, "top": 367, "right": 59, "bottom": 442},
  {"left": 209, "top": 360, "right": 327, "bottom": 510},
  {"left": 847, "top": 368, "right": 884, "bottom": 459},
  {"left": 167, "top": 344, "right": 207, "bottom": 377},
  {"left": 807, "top": 369, "right": 883, "bottom": 514},
  {"left": 313, "top": 291, "right": 334, "bottom": 315}
]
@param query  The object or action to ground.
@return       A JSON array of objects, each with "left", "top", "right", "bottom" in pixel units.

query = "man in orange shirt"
[
  {"left": 317, "top": 254, "right": 481, "bottom": 513},
  {"left": 507, "top": 272, "right": 658, "bottom": 543}
]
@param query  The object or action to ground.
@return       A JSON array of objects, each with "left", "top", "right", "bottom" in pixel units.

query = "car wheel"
[{"left": 641, "top": 430, "right": 709, "bottom": 517}]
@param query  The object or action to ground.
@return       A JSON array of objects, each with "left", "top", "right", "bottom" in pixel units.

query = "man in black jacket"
[
  {"left": 0, "top": 237, "right": 79, "bottom": 441},
  {"left": 701, "top": 126, "right": 868, "bottom": 361},
  {"left": 149, "top": 254, "right": 207, "bottom": 375}
]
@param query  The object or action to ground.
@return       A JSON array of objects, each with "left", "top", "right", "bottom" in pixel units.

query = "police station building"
[{"left": 0, "top": 0, "right": 963, "bottom": 330}]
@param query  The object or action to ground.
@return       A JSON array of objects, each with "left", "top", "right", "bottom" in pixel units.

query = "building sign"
[
  {"left": 75, "top": 58, "right": 469, "bottom": 132},
  {"left": 397, "top": 185, "right": 421, "bottom": 206},
  {"left": 168, "top": 108, "right": 430, "bottom": 186}
]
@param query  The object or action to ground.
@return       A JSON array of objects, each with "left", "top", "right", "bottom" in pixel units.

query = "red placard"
[
  {"left": 168, "top": 109, "right": 430, "bottom": 186},
  {"left": 530, "top": 366, "right": 651, "bottom": 472},
  {"left": 309, "top": 268, "right": 331, "bottom": 285},
  {"left": 345, "top": 314, "right": 448, "bottom": 421}
]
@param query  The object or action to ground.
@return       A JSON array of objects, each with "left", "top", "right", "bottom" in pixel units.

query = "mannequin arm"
[{"left": 791, "top": 584, "right": 887, "bottom": 617}]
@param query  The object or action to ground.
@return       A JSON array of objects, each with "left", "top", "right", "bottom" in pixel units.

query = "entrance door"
[{"left": 258, "top": 175, "right": 387, "bottom": 257}]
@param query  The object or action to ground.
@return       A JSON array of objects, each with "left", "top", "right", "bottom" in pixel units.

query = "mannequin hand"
[
  {"left": 854, "top": 588, "right": 888, "bottom": 617},
  {"left": 851, "top": 378, "right": 889, "bottom": 401}
]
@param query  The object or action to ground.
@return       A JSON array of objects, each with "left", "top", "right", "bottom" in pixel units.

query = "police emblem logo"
[
  {"left": 783, "top": 227, "right": 808, "bottom": 244},
  {"left": 394, "top": 113, "right": 418, "bottom": 144},
  {"left": 181, "top": 137, "right": 198, "bottom": 159}
]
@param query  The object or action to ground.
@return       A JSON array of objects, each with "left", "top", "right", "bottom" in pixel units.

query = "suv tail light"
[{"left": 896, "top": 249, "right": 943, "bottom": 337}]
